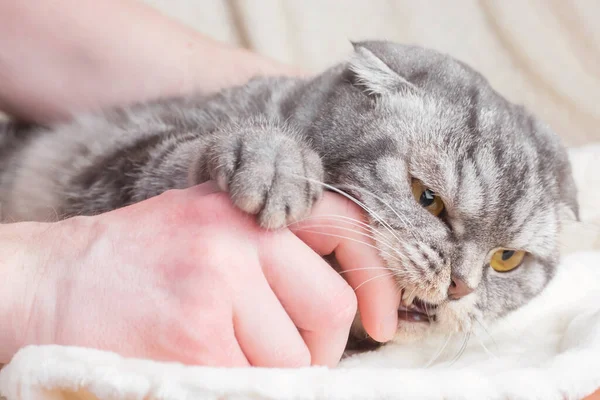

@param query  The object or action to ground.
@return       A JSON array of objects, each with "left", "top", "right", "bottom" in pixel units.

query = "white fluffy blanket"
[{"left": 1, "top": 144, "right": 600, "bottom": 400}]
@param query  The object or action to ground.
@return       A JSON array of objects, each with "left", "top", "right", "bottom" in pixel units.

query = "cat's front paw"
[{"left": 206, "top": 122, "right": 324, "bottom": 229}]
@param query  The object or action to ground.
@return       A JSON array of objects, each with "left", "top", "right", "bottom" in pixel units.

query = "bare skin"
[
  {"left": 0, "top": 0, "right": 303, "bottom": 123},
  {"left": 0, "top": 0, "right": 400, "bottom": 367}
]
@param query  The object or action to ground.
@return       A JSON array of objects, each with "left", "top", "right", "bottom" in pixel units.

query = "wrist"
[{"left": 0, "top": 216, "right": 96, "bottom": 363}]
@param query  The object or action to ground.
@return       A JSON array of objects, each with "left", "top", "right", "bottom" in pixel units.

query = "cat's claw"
[{"left": 205, "top": 121, "right": 324, "bottom": 230}]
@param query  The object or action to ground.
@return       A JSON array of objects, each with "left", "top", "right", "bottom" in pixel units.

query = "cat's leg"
[{"left": 190, "top": 118, "right": 324, "bottom": 229}]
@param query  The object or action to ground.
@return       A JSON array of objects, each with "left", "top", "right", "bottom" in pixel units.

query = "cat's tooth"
[{"left": 401, "top": 290, "right": 416, "bottom": 307}]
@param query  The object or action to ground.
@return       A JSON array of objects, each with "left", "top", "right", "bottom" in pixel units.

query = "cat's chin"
[
  {"left": 391, "top": 319, "right": 432, "bottom": 343},
  {"left": 392, "top": 303, "right": 467, "bottom": 344}
]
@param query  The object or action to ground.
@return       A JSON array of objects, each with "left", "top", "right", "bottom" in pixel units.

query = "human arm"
[{"left": 0, "top": 0, "right": 302, "bottom": 124}]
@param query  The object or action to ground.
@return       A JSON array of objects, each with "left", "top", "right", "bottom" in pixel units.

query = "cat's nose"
[{"left": 447, "top": 274, "right": 474, "bottom": 300}]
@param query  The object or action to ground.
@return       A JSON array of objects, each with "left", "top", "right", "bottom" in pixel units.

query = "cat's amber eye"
[
  {"left": 411, "top": 179, "right": 445, "bottom": 216},
  {"left": 490, "top": 249, "right": 527, "bottom": 272}
]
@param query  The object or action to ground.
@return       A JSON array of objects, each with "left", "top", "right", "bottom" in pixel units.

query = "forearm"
[
  {"left": 0, "top": 221, "right": 50, "bottom": 362},
  {"left": 0, "top": 0, "right": 300, "bottom": 124}
]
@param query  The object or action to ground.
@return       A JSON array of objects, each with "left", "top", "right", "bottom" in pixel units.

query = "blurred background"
[{"left": 143, "top": 0, "right": 600, "bottom": 147}]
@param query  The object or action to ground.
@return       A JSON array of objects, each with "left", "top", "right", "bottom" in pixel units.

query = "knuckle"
[
  {"left": 165, "top": 307, "right": 233, "bottom": 364},
  {"left": 190, "top": 238, "right": 235, "bottom": 276},
  {"left": 318, "top": 284, "right": 358, "bottom": 328}
]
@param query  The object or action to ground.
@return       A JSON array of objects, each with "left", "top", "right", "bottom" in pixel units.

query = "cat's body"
[
  {"left": 0, "top": 75, "right": 311, "bottom": 222},
  {"left": 0, "top": 41, "right": 578, "bottom": 346}
]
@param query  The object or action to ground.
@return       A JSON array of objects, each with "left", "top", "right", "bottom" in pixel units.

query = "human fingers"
[
  {"left": 259, "top": 229, "right": 357, "bottom": 367},
  {"left": 159, "top": 317, "right": 251, "bottom": 368},
  {"left": 232, "top": 262, "right": 310, "bottom": 367},
  {"left": 183, "top": 185, "right": 345, "bottom": 366},
  {"left": 289, "top": 192, "right": 401, "bottom": 342}
]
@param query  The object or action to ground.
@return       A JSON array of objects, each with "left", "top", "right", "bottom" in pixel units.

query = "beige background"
[{"left": 143, "top": 0, "right": 600, "bottom": 147}]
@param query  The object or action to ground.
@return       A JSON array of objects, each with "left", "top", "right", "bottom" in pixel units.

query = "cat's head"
[{"left": 318, "top": 41, "right": 579, "bottom": 342}]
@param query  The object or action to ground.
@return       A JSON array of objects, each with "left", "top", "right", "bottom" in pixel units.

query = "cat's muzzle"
[{"left": 398, "top": 297, "right": 437, "bottom": 323}]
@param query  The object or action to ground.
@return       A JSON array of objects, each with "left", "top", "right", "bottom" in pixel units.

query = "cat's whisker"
[
  {"left": 472, "top": 315, "right": 499, "bottom": 353},
  {"left": 284, "top": 174, "right": 406, "bottom": 248},
  {"left": 292, "top": 180, "right": 414, "bottom": 262},
  {"left": 287, "top": 214, "right": 402, "bottom": 252},
  {"left": 335, "top": 183, "right": 416, "bottom": 232},
  {"left": 353, "top": 272, "right": 395, "bottom": 291},
  {"left": 328, "top": 185, "right": 408, "bottom": 243},
  {"left": 424, "top": 334, "right": 452, "bottom": 368},
  {"left": 471, "top": 329, "right": 498, "bottom": 360},
  {"left": 287, "top": 214, "right": 375, "bottom": 233},
  {"left": 293, "top": 228, "right": 405, "bottom": 264},
  {"left": 292, "top": 223, "right": 405, "bottom": 264},
  {"left": 326, "top": 184, "right": 419, "bottom": 254},
  {"left": 337, "top": 267, "right": 395, "bottom": 275},
  {"left": 449, "top": 330, "right": 471, "bottom": 366}
]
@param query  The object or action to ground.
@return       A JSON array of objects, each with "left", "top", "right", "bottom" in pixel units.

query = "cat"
[{"left": 0, "top": 41, "right": 579, "bottom": 348}]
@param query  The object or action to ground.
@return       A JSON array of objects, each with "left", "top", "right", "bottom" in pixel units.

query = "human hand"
[{"left": 11, "top": 182, "right": 399, "bottom": 367}]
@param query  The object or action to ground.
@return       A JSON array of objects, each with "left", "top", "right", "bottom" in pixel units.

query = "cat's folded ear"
[{"left": 348, "top": 41, "right": 418, "bottom": 97}]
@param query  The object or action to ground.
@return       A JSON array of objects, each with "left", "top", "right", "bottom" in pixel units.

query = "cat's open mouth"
[{"left": 398, "top": 297, "right": 437, "bottom": 323}]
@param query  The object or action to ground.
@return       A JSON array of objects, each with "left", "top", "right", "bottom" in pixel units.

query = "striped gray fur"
[{"left": 0, "top": 41, "right": 578, "bottom": 345}]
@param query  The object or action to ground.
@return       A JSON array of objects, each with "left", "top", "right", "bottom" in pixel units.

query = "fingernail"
[{"left": 379, "top": 313, "right": 398, "bottom": 342}]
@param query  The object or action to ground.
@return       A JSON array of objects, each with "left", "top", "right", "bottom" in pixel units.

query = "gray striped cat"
[{"left": 0, "top": 41, "right": 578, "bottom": 347}]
